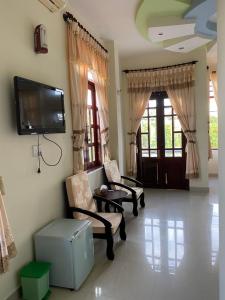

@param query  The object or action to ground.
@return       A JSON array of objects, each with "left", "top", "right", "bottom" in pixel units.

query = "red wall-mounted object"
[{"left": 34, "top": 25, "right": 48, "bottom": 54}]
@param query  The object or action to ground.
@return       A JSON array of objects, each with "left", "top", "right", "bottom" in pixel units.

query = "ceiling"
[
  {"left": 68, "top": 0, "right": 217, "bottom": 66},
  {"left": 68, "top": 0, "right": 161, "bottom": 57}
]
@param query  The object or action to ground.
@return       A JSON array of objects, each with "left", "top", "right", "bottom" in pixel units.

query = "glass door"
[{"left": 137, "top": 92, "right": 189, "bottom": 189}]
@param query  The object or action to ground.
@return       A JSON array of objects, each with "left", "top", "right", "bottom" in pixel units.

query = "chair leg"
[
  {"left": 132, "top": 199, "right": 138, "bottom": 217},
  {"left": 140, "top": 193, "right": 145, "bottom": 208},
  {"left": 105, "top": 228, "right": 114, "bottom": 260},
  {"left": 119, "top": 215, "right": 126, "bottom": 241}
]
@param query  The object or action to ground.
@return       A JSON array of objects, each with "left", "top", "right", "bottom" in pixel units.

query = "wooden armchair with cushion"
[
  {"left": 104, "top": 160, "right": 145, "bottom": 217},
  {"left": 65, "top": 171, "right": 126, "bottom": 260}
]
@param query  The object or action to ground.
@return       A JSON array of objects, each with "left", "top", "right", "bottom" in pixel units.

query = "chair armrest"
[
  {"left": 69, "top": 207, "right": 111, "bottom": 228},
  {"left": 108, "top": 181, "right": 136, "bottom": 197},
  {"left": 121, "top": 176, "right": 143, "bottom": 187},
  {"left": 93, "top": 195, "right": 124, "bottom": 212}
]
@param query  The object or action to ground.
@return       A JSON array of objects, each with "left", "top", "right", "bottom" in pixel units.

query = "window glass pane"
[
  {"left": 149, "top": 100, "right": 157, "bottom": 108},
  {"left": 141, "top": 134, "right": 149, "bottom": 148},
  {"left": 174, "top": 116, "right": 181, "bottom": 131},
  {"left": 141, "top": 119, "right": 148, "bottom": 133},
  {"left": 90, "top": 110, "right": 93, "bottom": 124},
  {"left": 174, "top": 150, "right": 182, "bottom": 157},
  {"left": 150, "top": 150, "right": 158, "bottom": 158},
  {"left": 92, "top": 147, "right": 95, "bottom": 161},
  {"left": 209, "top": 87, "right": 218, "bottom": 149},
  {"left": 164, "top": 116, "right": 173, "bottom": 148},
  {"left": 165, "top": 150, "right": 173, "bottom": 157},
  {"left": 87, "top": 126, "right": 91, "bottom": 143},
  {"left": 164, "top": 107, "right": 172, "bottom": 115},
  {"left": 149, "top": 108, "right": 156, "bottom": 116},
  {"left": 174, "top": 133, "right": 182, "bottom": 148},
  {"left": 142, "top": 150, "right": 149, "bottom": 157},
  {"left": 87, "top": 110, "right": 90, "bottom": 126},
  {"left": 150, "top": 118, "right": 157, "bottom": 148},
  {"left": 87, "top": 89, "right": 92, "bottom": 106},
  {"left": 143, "top": 109, "right": 148, "bottom": 117},
  {"left": 210, "top": 114, "right": 218, "bottom": 148},
  {"left": 210, "top": 98, "right": 217, "bottom": 112},
  {"left": 88, "top": 147, "right": 93, "bottom": 162},
  {"left": 164, "top": 98, "right": 171, "bottom": 106},
  {"left": 91, "top": 128, "right": 94, "bottom": 143}
]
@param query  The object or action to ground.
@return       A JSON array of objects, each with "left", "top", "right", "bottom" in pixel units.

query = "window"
[
  {"left": 209, "top": 81, "right": 218, "bottom": 149},
  {"left": 84, "top": 81, "right": 101, "bottom": 170},
  {"left": 139, "top": 94, "right": 184, "bottom": 158}
]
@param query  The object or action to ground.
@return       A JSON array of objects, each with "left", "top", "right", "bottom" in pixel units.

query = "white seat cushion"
[
  {"left": 104, "top": 160, "right": 122, "bottom": 190},
  {"left": 87, "top": 212, "right": 122, "bottom": 234},
  {"left": 66, "top": 172, "right": 97, "bottom": 220},
  {"left": 123, "top": 187, "right": 143, "bottom": 199}
]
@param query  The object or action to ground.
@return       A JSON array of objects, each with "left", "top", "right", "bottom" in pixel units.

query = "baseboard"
[{"left": 190, "top": 187, "right": 210, "bottom": 192}]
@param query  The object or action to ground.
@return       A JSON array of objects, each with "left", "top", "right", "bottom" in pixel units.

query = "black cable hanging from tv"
[{"left": 37, "top": 134, "right": 63, "bottom": 173}]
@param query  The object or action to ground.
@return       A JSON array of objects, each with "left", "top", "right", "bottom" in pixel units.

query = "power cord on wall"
[{"left": 37, "top": 134, "right": 63, "bottom": 173}]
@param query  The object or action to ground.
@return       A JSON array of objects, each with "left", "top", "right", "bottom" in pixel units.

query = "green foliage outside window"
[{"left": 210, "top": 115, "right": 218, "bottom": 149}]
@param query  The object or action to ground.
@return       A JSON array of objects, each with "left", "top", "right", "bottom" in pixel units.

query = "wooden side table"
[{"left": 94, "top": 189, "right": 128, "bottom": 212}]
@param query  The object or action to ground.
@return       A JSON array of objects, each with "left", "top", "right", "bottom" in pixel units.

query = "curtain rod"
[
  {"left": 63, "top": 12, "right": 108, "bottom": 54},
  {"left": 123, "top": 60, "right": 198, "bottom": 74}
]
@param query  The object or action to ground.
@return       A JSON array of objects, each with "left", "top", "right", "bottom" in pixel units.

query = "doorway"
[{"left": 137, "top": 91, "right": 189, "bottom": 190}]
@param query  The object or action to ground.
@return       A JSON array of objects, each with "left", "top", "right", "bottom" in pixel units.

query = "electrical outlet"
[{"left": 32, "top": 145, "right": 41, "bottom": 157}]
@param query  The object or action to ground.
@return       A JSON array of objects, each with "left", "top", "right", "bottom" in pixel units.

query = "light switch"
[{"left": 32, "top": 145, "right": 41, "bottom": 157}]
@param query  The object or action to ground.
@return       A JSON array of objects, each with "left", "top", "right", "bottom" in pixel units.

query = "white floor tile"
[{"left": 50, "top": 179, "right": 219, "bottom": 300}]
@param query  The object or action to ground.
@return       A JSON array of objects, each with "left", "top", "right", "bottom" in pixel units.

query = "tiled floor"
[{"left": 51, "top": 180, "right": 219, "bottom": 300}]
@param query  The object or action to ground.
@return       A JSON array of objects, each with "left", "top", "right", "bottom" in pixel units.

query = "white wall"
[
  {"left": 104, "top": 40, "right": 125, "bottom": 173},
  {"left": 209, "top": 150, "right": 218, "bottom": 176},
  {"left": 0, "top": 1, "right": 108, "bottom": 299},
  {"left": 120, "top": 48, "right": 209, "bottom": 189},
  {"left": 218, "top": 1, "right": 225, "bottom": 299}
]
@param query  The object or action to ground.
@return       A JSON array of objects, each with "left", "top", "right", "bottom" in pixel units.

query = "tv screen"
[{"left": 14, "top": 76, "right": 65, "bottom": 135}]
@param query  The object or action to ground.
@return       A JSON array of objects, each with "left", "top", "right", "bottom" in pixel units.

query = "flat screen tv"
[{"left": 14, "top": 76, "right": 65, "bottom": 135}]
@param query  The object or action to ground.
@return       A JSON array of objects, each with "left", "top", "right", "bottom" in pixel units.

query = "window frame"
[
  {"left": 138, "top": 92, "right": 185, "bottom": 159},
  {"left": 84, "top": 81, "right": 102, "bottom": 171}
]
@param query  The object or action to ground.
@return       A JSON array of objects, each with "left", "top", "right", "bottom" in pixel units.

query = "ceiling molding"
[{"left": 135, "top": 0, "right": 217, "bottom": 53}]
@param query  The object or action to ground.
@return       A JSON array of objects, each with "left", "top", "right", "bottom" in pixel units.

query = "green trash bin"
[{"left": 20, "top": 261, "right": 51, "bottom": 300}]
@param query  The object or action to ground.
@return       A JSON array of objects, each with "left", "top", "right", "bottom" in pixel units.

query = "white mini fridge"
[{"left": 34, "top": 218, "right": 94, "bottom": 290}]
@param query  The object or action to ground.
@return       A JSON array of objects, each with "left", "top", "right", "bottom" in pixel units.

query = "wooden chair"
[
  {"left": 104, "top": 160, "right": 145, "bottom": 216},
  {"left": 65, "top": 172, "right": 126, "bottom": 260}
]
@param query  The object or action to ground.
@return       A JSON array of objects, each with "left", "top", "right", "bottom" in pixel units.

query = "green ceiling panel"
[{"left": 136, "top": 0, "right": 191, "bottom": 39}]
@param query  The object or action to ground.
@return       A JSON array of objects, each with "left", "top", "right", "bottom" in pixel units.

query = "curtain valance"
[
  {"left": 126, "top": 64, "right": 195, "bottom": 91},
  {"left": 69, "top": 23, "right": 108, "bottom": 81}
]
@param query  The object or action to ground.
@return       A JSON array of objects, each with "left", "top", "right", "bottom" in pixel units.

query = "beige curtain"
[
  {"left": 167, "top": 84, "right": 200, "bottom": 178},
  {"left": 126, "top": 86, "right": 151, "bottom": 176},
  {"left": 126, "top": 64, "right": 200, "bottom": 178},
  {"left": 210, "top": 71, "right": 218, "bottom": 106},
  {"left": 93, "top": 73, "right": 110, "bottom": 162},
  {"left": 0, "top": 177, "right": 16, "bottom": 273},
  {"left": 67, "top": 23, "right": 110, "bottom": 172}
]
